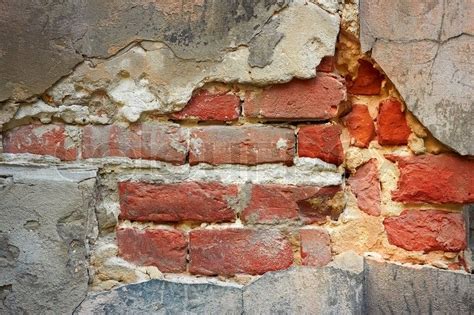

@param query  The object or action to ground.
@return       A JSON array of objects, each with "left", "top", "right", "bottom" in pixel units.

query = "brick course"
[
  {"left": 387, "top": 154, "right": 474, "bottom": 204},
  {"left": 189, "top": 126, "right": 295, "bottom": 166},
  {"left": 3, "top": 124, "right": 77, "bottom": 160},
  {"left": 171, "top": 90, "right": 240, "bottom": 121},
  {"left": 116, "top": 227, "right": 187, "bottom": 272},
  {"left": 82, "top": 124, "right": 188, "bottom": 164},
  {"left": 241, "top": 184, "right": 344, "bottom": 224},
  {"left": 384, "top": 210, "right": 466, "bottom": 252},
  {"left": 189, "top": 229, "right": 293, "bottom": 276},
  {"left": 377, "top": 98, "right": 411, "bottom": 146},
  {"left": 300, "top": 229, "right": 332, "bottom": 267},
  {"left": 119, "top": 181, "right": 238, "bottom": 223},
  {"left": 297, "top": 124, "right": 344, "bottom": 165},
  {"left": 243, "top": 74, "right": 345, "bottom": 120}
]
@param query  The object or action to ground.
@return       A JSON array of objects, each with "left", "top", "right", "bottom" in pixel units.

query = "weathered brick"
[
  {"left": 383, "top": 210, "right": 466, "bottom": 252},
  {"left": 189, "top": 126, "right": 294, "bottom": 166},
  {"left": 118, "top": 181, "right": 238, "bottom": 223},
  {"left": 300, "top": 229, "right": 332, "bottom": 267},
  {"left": 189, "top": 229, "right": 293, "bottom": 276},
  {"left": 348, "top": 159, "right": 381, "bottom": 216},
  {"left": 342, "top": 104, "right": 375, "bottom": 148},
  {"left": 297, "top": 124, "right": 344, "bottom": 165},
  {"left": 3, "top": 124, "right": 77, "bottom": 160},
  {"left": 316, "top": 56, "right": 336, "bottom": 73},
  {"left": 243, "top": 74, "right": 346, "bottom": 120},
  {"left": 241, "top": 184, "right": 344, "bottom": 224},
  {"left": 171, "top": 90, "right": 240, "bottom": 121},
  {"left": 82, "top": 123, "right": 188, "bottom": 164},
  {"left": 377, "top": 98, "right": 411, "bottom": 145},
  {"left": 116, "top": 227, "right": 187, "bottom": 272},
  {"left": 346, "top": 59, "right": 384, "bottom": 95},
  {"left": 387, "top": 154, "right": 474, "bottom": 204}
]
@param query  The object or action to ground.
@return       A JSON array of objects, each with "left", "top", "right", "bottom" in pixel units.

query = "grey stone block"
[
  {"left": 75, "top": 279, "right": 243, "bottom": 314},
  {"left": 364, "top": 258, "right": 474, "bottom": 314},
  {"left": 243, "top": 266, "right": 364, "bottom": 314},
  {"left": 360, "top": 0, "right": 474, "bottom": 155},
  {"left": 0, "top": 164, "right": 97, "bottom": 314}
]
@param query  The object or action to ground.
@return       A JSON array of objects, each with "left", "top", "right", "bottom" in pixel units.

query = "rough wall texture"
[
  {"left": 360, "top": 0, "right": 474, "bottom": 155},
  {"left": 0, "top": 165, "right": 97, "bottom": 313},
  {"left": 0, "top": 0, "right": 473, "bottom": 313}
]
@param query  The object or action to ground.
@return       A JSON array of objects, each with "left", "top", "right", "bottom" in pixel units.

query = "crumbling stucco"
[
  {"left": 0, "top": 0, "right": 286, "bottom": 101},
  {"left": 1, "top": 1, "right": 339, "bottom": 124}
]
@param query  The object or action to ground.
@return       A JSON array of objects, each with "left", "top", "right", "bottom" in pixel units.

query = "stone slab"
[
  {"left": 360, "top": 0, "right": 474, "bottom": 155},
  {"left": 364, "top": 259, "right": 474, "bottom": 314},
  {"left": 0, "top": 164, "right": 97, "bottom": 314},
  {"left": 75, "top": 279, "right": 243, "bottom": 314},
  {"left": 243, "top": 266, "right": 364, "bottom": 314}
]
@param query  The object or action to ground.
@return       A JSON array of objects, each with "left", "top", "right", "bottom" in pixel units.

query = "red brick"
[
  {"left": 189, "top": 229, "right": 293, "bottom": 276},
  {"left": 119, "top": 181, "right": 238, "bottom": 223},
  {"left": 387, "top": 154, "right": 474, "bottom": 204},
  {"left": 243, "top": 73, "right": 346, "bottom": 120},
  {"left": 347, "top": 59, "right": 384, "bottom": 95},
  {"left": 2, "top": 124, "right": 77, "bottom": 160},
  {"left": 116, "top": 227, "right": 187, "bottom": 272},
  {"left": 241, "top": 184, "right": 344, "bottom": 224},
  {"left": 383, "top": 210, "right": 466, "bottom": 252},
  {"left": 377, "top": 98, "right": 411, "bottom": 145},
  {"left": 342, "top": 104, "right": 375, "bottom": 148},
  {"left": 189, "top": 126, "right": 294, "bottom": 166},
  {"left": 82, "top": 123, "right": 188, "bottom": 164},
  {"left": 297, "top": 124, "right": 344, "bottom": 165},
  {"left": 300, "top": 229, "right": 332, "bottom": 267},
  {"left": 316, "top": 56, "right": 336, "bottom": 73},
  {"left": 171, "top": 90, "right": 240, "bottom": 121},
  {"left": 348, "top": 159, "right": 381, "bottom": 216}
]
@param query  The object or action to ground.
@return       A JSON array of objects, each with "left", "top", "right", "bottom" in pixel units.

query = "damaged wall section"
[{"left": 0, "top": 0, "right": 473, "bottom": 313}]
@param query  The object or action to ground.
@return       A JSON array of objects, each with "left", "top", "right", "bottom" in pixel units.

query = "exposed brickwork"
[
  {"left": 348, "top": 159, "right": 381, "bottom": 216},
  {"left": 387, "top": 154, "right": 474, "bottom": 204},
  {"left": 243, "top": 73, "right": 345, "bottom": 120},
  {"left": 346, "top": 59, "right": 384, "bottom": 95},
  {"left": 171, "top": 90, "right": 240, "bottom": 121},
  {"left": 241, "top": 184, "right": 344, "bottom": 224},
  {"left": 82, "top": 124, "right": 188, "bottom": 164},
  {"left": 343, "top": 104, "right": 376, "bottom": 148},
  {"left": 189, "top": 126, "right": 295, "bottom": 166},
  {"left": 300, "top": 229, "right": 332, "bottom": 267},
  {"left": 116, "top": 227, "right": 187, "bottom": 272},
  {"left": 3, "top": 124, "right": 77, "bottom": 160},
  {"left": 297, "top": 124, "right": 344, "bottom": 165},
  {"left": 377, "top": 98, "right": 411, "bottom": 146},
  {"left": 4, "top": 0, "right": 474, "bottom": 295},
  {"left": 119, "top": 181, "right": 238, "bottom": 223},
  {"left": 384, "top": 210, "right": 466, "bottom": 252},
  {"left": 189, "top": 229, "right": 293, "bottom": 276}
]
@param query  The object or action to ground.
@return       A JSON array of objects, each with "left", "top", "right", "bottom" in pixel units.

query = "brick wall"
[{"left": 2, "top": 39, "right": 472, "bottom": 290}]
